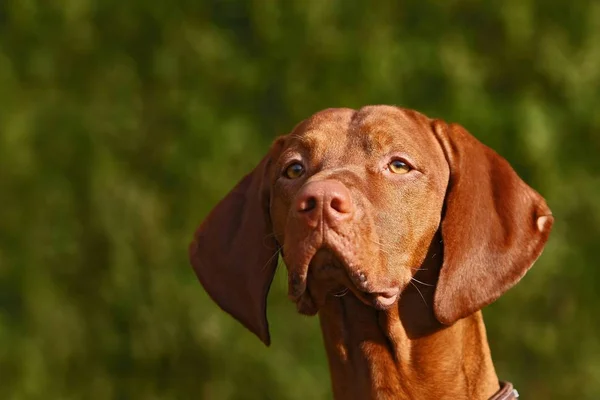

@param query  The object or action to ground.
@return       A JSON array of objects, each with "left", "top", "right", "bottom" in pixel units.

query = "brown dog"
[{"left": 190, "top": 106, "right": 553, "bottom": 399}]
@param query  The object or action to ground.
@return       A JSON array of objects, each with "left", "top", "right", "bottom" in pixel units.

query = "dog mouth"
[
  {"left": 287, "top": 246, "right": 400, "bottom": 313},
  {"left": 370, "top": 288, "right": 401, "bottom": 307}
]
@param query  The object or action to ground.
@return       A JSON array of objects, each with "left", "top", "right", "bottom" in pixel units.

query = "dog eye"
[
  {"left": 284, "top": 162, "right": 305, "bottom": 179},
  {"left": 388, "top": 159, "right": 411, "bottom": 174}
]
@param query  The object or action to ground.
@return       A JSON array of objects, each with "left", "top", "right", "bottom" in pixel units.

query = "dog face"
[
  {"left": 269, "top": 107, "right": 449, "bottom": 315},
  {"left": 190, "top": 105, "right": 553, "bottom": 345}
]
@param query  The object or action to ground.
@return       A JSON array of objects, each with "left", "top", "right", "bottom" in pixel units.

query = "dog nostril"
[
  {"left": 299, "top": 197, "right": 317, "bottom": 212},
  {"left": 329, "top": 195, "right": 351, "bottom": 214}
]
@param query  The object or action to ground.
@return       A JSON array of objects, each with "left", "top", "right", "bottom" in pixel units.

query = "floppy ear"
[
  {"left": 430, "top": 120, "right": 554, "bottom": 325},
  {"left": 189, "top": 144, "right": 281, "bottom": 345}
]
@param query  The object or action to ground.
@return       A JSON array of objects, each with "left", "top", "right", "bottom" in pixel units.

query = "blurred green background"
[{"left": 1, "top": 0, "right": 599, "bottom": 399}]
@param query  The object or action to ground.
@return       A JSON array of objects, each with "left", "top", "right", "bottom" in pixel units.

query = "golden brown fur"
[{"left": 189, "top": 106, "right": 553, "bottom": 399}]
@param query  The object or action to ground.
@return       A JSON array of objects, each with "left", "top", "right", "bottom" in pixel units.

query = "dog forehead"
[
  {"left": 291, "top": 108, "right": 353, "bottom": 140},
  {"left": 288, "top": 106, "right": 435, "bottom": 159},
  {"left": 351, "top": 106, "right": 435, "bottom": 152},
  {"left": 285, "top": 108, "right": 353, "bottom": 159}
]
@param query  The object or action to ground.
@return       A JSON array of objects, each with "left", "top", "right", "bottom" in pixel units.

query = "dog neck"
[{"left": 317, "top": 241, "right": 500, "bottom": 400}]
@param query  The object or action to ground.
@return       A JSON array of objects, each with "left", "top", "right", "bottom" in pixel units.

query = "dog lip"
[
  {"left": 370, "top": 288, "right": 400, "bottom": 308},
  {"left": 377, "top": 288, "right": 400, "bottom": 298}
]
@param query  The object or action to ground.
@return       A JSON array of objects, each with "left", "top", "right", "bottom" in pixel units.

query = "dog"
[{"left": 190, "top": 106, "right": 553, "bottom": 399}]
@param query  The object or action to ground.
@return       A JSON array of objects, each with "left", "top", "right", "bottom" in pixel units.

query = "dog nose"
[{"left": 295, "top": 180, "right": 353, "bottom": 226}]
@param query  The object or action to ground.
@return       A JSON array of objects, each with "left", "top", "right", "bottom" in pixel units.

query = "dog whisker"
[
  {"left": 333, "top": 288, "right": 349, "bottom": 297},
  {"left": 369, "top": 238, "right": 394, "bottom": 256},
  {"left": 411, "top": 277, "right": 434, "bottom": 287},
  {"left": 262, "top": 247, "right": 282, "bottom": 272},
  {"left": 410, "top": 280, "right": 428, "bottom": 307},
  {"left": 370, "top": 239, "right": 430, "bottom": 273}
]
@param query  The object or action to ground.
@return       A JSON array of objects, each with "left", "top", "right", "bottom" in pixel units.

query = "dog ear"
[
  {"left": 430, "top": 120, "right": 553, "bottom": 325},
  {"left": 189, "top": 140, "right": 283, "bottom": 345}
]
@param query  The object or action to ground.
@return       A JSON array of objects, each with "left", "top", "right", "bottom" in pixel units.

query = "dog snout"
[{"left": 295, "top": 180, "right": 353, "bottom": 226}]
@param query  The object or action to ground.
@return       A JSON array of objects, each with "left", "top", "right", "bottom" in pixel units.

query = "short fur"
[{"left": 189, "top": 106, "right": 553, "bottom": 399}]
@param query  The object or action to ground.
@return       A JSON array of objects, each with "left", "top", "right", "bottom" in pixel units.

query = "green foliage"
[{"left": 1, "top": 0, "right": 599, "bottom": 398}]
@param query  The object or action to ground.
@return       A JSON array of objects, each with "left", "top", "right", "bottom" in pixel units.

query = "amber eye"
[
  {"left": 284, "top": 162, "right": 305, "bottom": 179},
  {"left": 388, "top": 159, "right": 411, "bottom": 174}
]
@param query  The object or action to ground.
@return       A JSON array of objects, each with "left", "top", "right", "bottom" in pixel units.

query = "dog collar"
[{"left": 490, "top": 381, "right": 519, "bottom": 400}]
